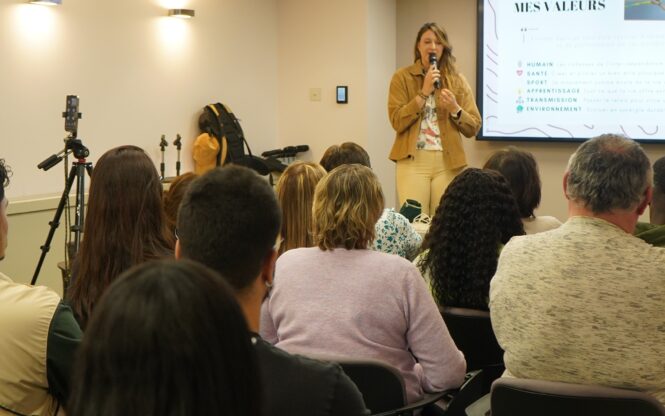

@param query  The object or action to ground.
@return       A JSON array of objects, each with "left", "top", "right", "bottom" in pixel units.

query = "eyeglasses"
[{"left": 174, "top": 228, "right": 179, "bottom": 240}]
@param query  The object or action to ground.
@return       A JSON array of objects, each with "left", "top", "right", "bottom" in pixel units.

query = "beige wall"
[
  {"left": 276, "top": 0, "right": 397, "bottom": 207},
  {"left": 396, "top": 0, "right": 665, "bottom": 221},
  {"left": 366, "top": 0, "right": 397, "bottom": 207},
  {"left": 4, "top": 198, "right": 75, "bottom": 296}
]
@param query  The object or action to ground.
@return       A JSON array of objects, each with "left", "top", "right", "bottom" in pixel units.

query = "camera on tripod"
[{"left": 33, "top": 95, "right": 93, "bottom": 286}]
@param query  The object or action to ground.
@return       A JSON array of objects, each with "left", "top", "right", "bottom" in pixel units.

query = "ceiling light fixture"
[
  {"left": 168, "top": 9, "right": 195, "bottom": 18},
  {"left": 29, "top": 0, "right": 62, "bottom": 5}
]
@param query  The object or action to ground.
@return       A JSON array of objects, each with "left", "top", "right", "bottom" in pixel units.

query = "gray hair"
[{"left": 566, "top": 134, "right": 651, "bottom": 213}]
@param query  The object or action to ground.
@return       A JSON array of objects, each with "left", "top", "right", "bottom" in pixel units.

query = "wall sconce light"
[
  {"left": 168, "top": 9, "right": 195, "bottom": 18},
  {"left": 29, "top": 0, "right": 62, "bottom": 5}
]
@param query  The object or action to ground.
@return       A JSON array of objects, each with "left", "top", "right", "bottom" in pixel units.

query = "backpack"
[
  {"left": 195, "top": 102, "right": 285, "bottom": 176},
  {"left": 201, "top": 102, "right": 250, "bottom": 166}
]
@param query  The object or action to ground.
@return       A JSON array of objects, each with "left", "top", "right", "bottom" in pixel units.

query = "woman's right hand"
[{"left": 421, "top": 65, "right": 441, "bottom": 97}]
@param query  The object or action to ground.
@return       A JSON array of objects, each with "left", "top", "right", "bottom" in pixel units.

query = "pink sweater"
[{"left": 260, "top": 247, "right": 466, "bottom": 403}]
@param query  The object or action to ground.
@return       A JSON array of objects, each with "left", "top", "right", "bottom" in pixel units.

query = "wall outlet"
[{"left": 309, "top": 88, "right": 321, "bottom": 101}]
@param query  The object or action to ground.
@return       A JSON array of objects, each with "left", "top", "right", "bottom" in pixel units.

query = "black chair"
[
  {"left": 338, "top": 359, "right": 489, "bottom": 416},
  {"left": 337, "top": 359, "right": 448, "bottom": 416},
  {"left": 491, "top": 378, "right": 665, "bottom": 416},
  {"left": 440, "top": 307, "right": 503, "bottom": 373}
]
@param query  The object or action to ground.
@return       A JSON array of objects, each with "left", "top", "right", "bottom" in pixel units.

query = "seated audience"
[
  {"left": 67, "top": 145, "right": 173, "bottom": 329},
  {"left": 415, "top": 168, "right": 524, "bottom": 310},
  {"left": 68, "top": 259, "right": 261, "bottom": 416},
  {"left": 635, "top": 155, "right": 665, "bottom": 246},
  {"left": 319, "top": 142, "right": 372, "bottom": 172},
  {"left": 276, "top": 161, "right": 326, "bottom": 255},
  {"left": 484, "top": 146, "right": 562, "bottom": 234},
  {"left": 320, "top": 142, "right": 422, "bottom": 259},
  {"left": 176, "top": 165, "right": 369, "bottom": 416},
  {"left": 261, "top": 164, "right": 466, "bottom": 403},
  {"left": 0, "top": 159, "right": 82, "bottom": 415},
  {"left": 490, "top": 134, "right": 665, "bottom": 405},
  {"left": 162, "top": 172, "right": 197, "bottom": 236}
]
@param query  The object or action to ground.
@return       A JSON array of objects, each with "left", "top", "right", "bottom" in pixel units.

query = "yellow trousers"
[{"left": 396, "top": 150, "right": 464, "bottom": 216}]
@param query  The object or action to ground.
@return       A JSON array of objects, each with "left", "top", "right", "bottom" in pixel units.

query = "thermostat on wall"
[{"left": 336, "top": 86, "right": 348, "bottom": 104}]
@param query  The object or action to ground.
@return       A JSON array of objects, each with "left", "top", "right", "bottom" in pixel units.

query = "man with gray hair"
[{"left": 489, "top": 134, "right": 665, "bottom": 405}]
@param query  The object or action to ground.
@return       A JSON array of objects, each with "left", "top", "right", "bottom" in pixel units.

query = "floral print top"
[{"left": 372, "top": 208, "right": 422, "bottom": 260}]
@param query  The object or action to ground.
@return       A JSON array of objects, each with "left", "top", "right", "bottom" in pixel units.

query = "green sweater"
[{"left": 634, "top": 221, "right": 665, "bottom": 247}]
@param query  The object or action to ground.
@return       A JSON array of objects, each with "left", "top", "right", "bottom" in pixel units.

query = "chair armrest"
[{"left": 372, "top": 390, "right": 451, "bottom": 416}]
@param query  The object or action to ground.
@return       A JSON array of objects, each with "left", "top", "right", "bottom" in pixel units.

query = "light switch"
[{"left": 309, "top": 88, "right": 321, "bottom": 101}]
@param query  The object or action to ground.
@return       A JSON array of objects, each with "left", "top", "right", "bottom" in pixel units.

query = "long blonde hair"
[
  {"left": 276, "top": 161, "right": 327, "bottom": 255},
  {"left": 414, "top": 22, "right": 458, "bottom": 89},
  {"left": 313, "top": 164, "right": 384, "bottom": 251}
]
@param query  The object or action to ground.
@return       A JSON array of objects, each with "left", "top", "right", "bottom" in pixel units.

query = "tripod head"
[
  {"left": 160, "top": 134, "right": 168, "bottom": 151},
  {"left": 38, "top": 136, "right": 90, "bottom": 171},
  {"left": 173, "top": 134, "right": 182, "bottom": 150}
]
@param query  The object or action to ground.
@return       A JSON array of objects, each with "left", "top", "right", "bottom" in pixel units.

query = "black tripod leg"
[
  {"left": 31, "top": 165, "right": 78, "bottom": 285},
  {"left": 71, "top": 163, "right": 87, "bottom": 252}
]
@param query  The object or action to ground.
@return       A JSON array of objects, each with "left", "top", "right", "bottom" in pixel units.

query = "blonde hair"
[
  {"left": 413, "top": 22, "right": 458, "bottom": 89},
  {"left": 313, "top": 164, "right": 384, "bottom": 251},
  {"left": 276, "top": 161, "right": 327, "bottom": 255}
]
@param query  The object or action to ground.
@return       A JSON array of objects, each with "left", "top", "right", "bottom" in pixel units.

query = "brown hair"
[
  {"left": 276, "top": 161, "right": 326, "bottom": 255},
  {"left": 313, "top": 164, "right": 384, "bottom": 250},
  {"left": 163, "top": 172, "right": 197, "bottom": 236},
  {"left": 414, "top": 22, "right": 458, "bottom": 88},
  {"left": 319, "top": 142, "right": 371, "bottom": 172},
  {"left": 483, "top": 147, "right": 542, "bottom": 218},
  {"left": 67, "top": 145, "right": 173, "bottom": 329}
]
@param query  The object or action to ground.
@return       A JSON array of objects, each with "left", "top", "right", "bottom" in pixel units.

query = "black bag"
[{"left": 199, "top": 103, "right": 286, "bottom": 175}]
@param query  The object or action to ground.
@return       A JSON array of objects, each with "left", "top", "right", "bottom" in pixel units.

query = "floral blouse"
[{"left": 372, "top": 208, "right": 422, "bottom": 260}]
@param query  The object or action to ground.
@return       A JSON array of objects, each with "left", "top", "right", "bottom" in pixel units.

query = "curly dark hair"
[{"left": 418, "top": 168, "right": 524, "bottom": 310}]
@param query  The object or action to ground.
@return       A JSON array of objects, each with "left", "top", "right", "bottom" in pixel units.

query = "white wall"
[{"left": 1, "top": 0, "right": 279, "bottom": 200}]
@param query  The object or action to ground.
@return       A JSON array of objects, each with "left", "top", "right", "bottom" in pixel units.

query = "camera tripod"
[{"left": 32, "top": 137, "right": 92, "bottom": 285}]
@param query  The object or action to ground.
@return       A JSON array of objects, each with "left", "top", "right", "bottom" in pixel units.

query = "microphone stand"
[
  {"left": 173, "top": 134, "right": 182, "bottom": 176},
  {"left": 159, "top": 135, "right": 168, "bottom": 180}
]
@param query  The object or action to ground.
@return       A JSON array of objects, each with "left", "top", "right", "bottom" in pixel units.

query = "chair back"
[
  {"left": 440, "top": 307, "right": 503, "bottom": 372},
  {"left": 491, "top": 378, "right": 665, "bottom": 416},
  {"left": 337, "top": 359, "right": 407, "bottom": 414}
]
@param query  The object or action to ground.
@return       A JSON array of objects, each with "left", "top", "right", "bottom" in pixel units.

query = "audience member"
[
  {"left": 490, "top": 134, "right": 665, "bottom": 404},
  {"left": 319, "top": 142, "right": 371, "bottom": 172},
  {"left": 320, "top": 142, "right": 422, "bottom": 259},
  {"left": 68, "top": 259, "right": 261, "bottom": 416},
  {"left": 261, "top": 164, "right": 465, "bottom": 404},
  {"left": 276, "top": 161, "right": 326, "bottom": 255},
  {"left": 483, "top": 146, "right": 562, "bottom": 234},
  {"left": 0, "top": 159, "right": 82, "bottom": 415},
  {"left": 635, "top": 155, "right": 665, "bottom": 246},
  {"left": 67, "top": 145, "right": 173, "bottom": 329},
  {"left": 162, "top": 172, "right": 197, "bottom": 237},
  {"left": 415, "top": 168, "right": 524, "bottom": 310},
  {"left": 176, "top": 165, "right": 369, "bottom": 416}
]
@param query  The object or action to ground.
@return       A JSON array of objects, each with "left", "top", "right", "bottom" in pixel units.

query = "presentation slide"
[{"left": 478, "top": 0, "right": 665, "bottom": 142}]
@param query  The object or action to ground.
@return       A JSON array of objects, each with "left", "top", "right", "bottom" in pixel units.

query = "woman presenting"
[{"left": 388, "top": 22, "right": 481, "bottom": 216}]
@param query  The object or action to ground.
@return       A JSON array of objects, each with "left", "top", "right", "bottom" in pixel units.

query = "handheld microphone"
[{"left": 429, "top": 52, "right": 441, "bottom": 89}]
